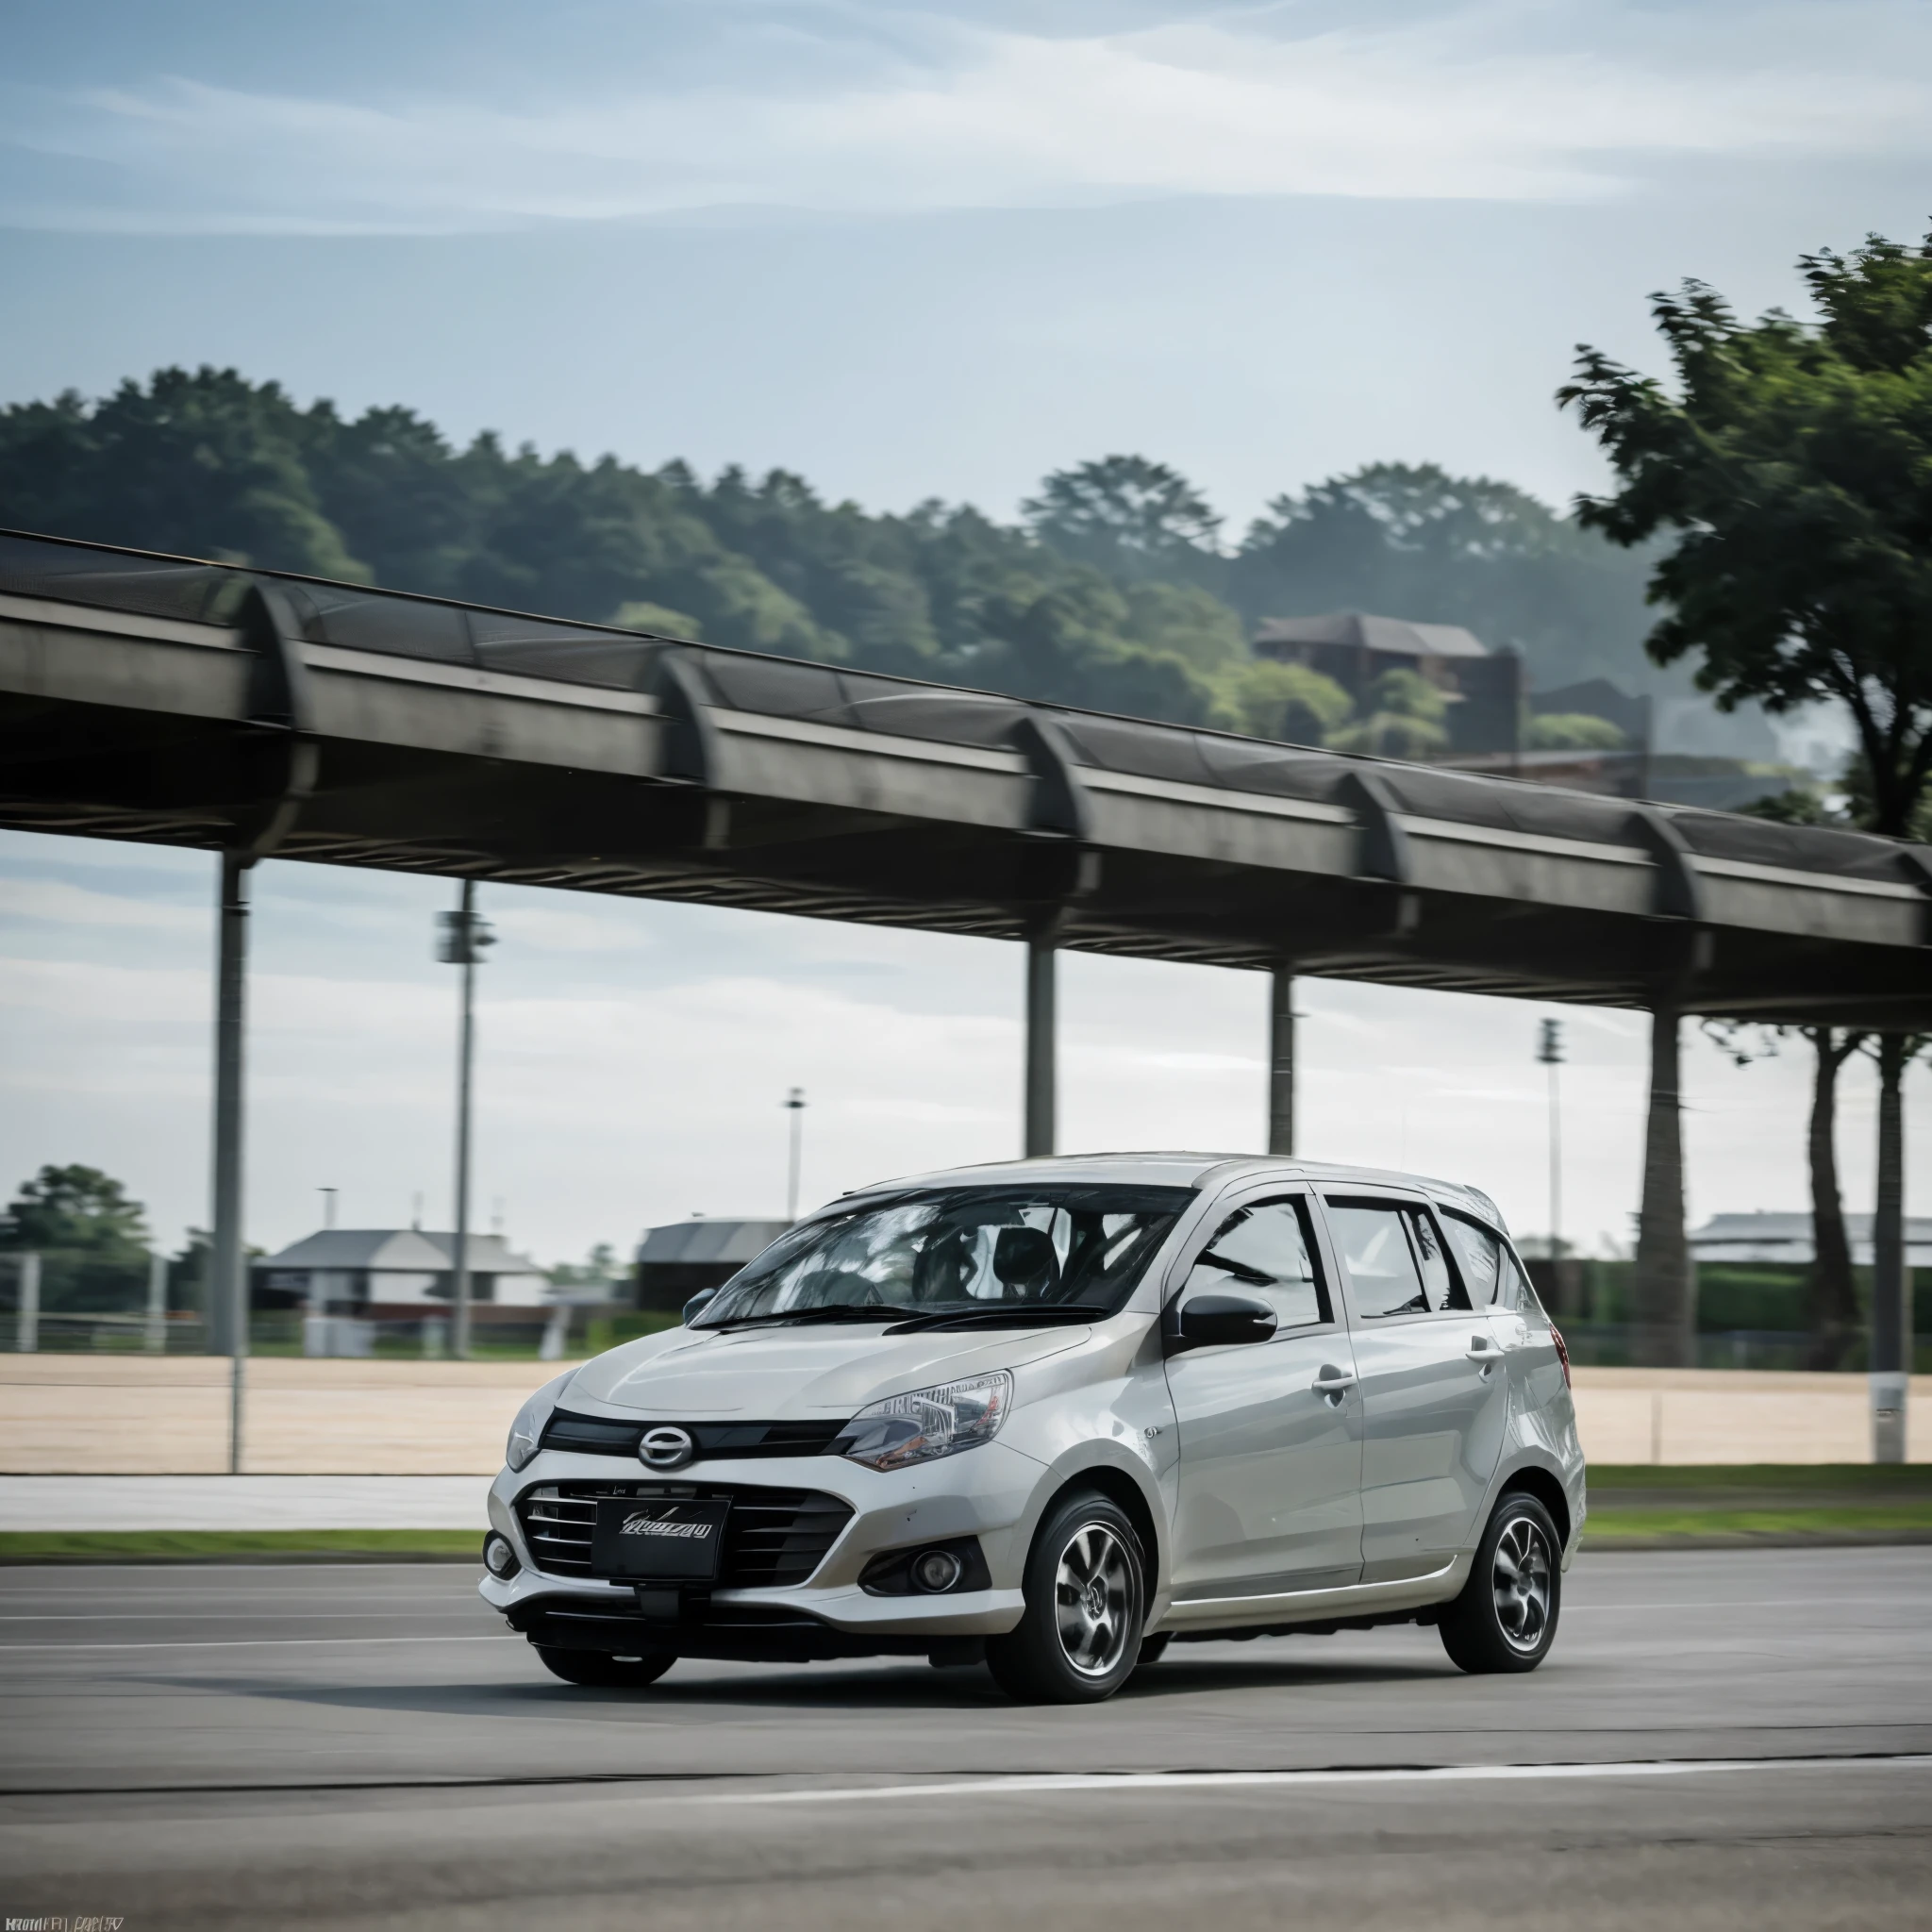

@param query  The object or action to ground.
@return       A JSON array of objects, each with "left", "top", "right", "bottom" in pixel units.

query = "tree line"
[{"left": 0, "top": 368, "right": 1664, "bottom": 754}]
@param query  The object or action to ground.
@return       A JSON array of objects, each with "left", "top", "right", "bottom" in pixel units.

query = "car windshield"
[{"left": 691, "top": 1185, "right": 1196, "bottom": 1327}]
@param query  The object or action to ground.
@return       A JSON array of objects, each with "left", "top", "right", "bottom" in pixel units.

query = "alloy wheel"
[
  {"left": 1491, "top": 1514, "right": 1552, "bottom": 1652},
  {"left": 1054, "top": 1523, "right": 1135, "bottom": 1676}
]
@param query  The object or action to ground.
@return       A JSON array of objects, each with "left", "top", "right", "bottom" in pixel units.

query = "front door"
[
  {"left": 1165, "top": 1193, "right": 1363, "bottom": 1600},
  {"left": 1322, "top": 1194, "right": 1509, "bottom": 1583}
]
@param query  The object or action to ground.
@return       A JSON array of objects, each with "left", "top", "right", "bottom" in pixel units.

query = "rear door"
[
  {"left": 1164, "top": 1191, "right": 1363, "bottom": 1599},
  {"left": 1320, "top": 1192, "right": 1508, "bottom": 1583},
  {"left": 1441, "top": 1210, "right": 1574, "bottom": 1449}
]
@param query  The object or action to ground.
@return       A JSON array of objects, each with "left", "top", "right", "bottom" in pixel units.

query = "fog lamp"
[
  {"left": 911, "top": 1548, "right": 964, "bottom": 1593},
  {"left": 483, "top": 1532, "right": 520, "bottom": 1579}
]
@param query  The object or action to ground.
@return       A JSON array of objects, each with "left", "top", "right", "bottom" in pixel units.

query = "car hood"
[{"left": 563, "top": 1321, "right": 1093, "bottom": 1418}]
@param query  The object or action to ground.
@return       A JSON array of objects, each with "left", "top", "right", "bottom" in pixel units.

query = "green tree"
[
  {"left": 0, "top": 369, "right": 368, "bottom": 579},
  {"left": 1524, "top": 712, "right": 1627, "bottom": 751},
  {"left": 1023, "top": 456, "right": 1222, "bottom": 585},
  {"left": 1559, "top": 230, "right": 1932, "bottom": 837},
  {"left": 1118, "top": 582, "right": 1247, "bottom": 671},
  {"left": 0, "top": 1164, "right": 150, "bottom": 1257},
  {"left": 1326, "top": 668, "right": 1450, "bottom": 759},
  {"left": 1210, "top": 659, "right": 1354, "bottom": 745}
]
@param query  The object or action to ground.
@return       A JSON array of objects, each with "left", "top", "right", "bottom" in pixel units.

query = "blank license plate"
[{"left": 591, "top": 1498, "right": 729, "bottom": 1583}]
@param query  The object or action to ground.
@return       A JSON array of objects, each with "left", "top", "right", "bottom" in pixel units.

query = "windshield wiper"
[
  {"left": 706, "top": 1304, "right": 900, "bottom": 1330},
  {"left": 884, "top": 1304, "right": 1115, "bottom": 1336}
]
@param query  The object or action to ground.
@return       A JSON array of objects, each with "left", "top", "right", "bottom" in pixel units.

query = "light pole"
[
  {"left": 1537, "top": 1017, "right": 1564, "bottom": 1264},
  {"left": 437, "top": 882, "right": 494, "bottom": 1357},
  {"left": 784, "top": 1088, "right": 807, "bottom": 1222}
]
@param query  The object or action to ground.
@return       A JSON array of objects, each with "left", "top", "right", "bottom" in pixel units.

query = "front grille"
[
  {"left": 539, "top": 1411, "right": 852, "bottom": 1459},
  {"left": 516, "top": 1480, "right": 853, "bottom": 1588}
]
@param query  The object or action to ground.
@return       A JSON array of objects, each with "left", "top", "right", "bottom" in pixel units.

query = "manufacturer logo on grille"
[
  {"left": 640, "top": 1424, "right": 696, "bottom": 1470},
  {"left": 620, "top": 1512, "right": 714, "bottom": 1539}
]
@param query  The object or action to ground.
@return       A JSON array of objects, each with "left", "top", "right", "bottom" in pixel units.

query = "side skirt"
[{"left": 1155, "top": 1554, "right": 1474, "bottom": 1639}]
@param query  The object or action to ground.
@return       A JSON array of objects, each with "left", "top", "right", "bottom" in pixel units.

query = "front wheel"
[
  {"left": 1439, "top": 1492, "right": 1561, "bottom": 1674},
  {"left": 534, "top": 1644, "right": 675, "bottom": 1688},
  {"left": 986, "top": 1490, "right": 1147, "bottom": 1704}
]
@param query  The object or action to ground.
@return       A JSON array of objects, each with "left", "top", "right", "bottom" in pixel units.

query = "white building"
[
  {"left": 1689, "top": 1212, "right": 1932, "bottom": 1269},
  {"left": 256, "top": 1228, "right": 552, "bottom": 1318}
]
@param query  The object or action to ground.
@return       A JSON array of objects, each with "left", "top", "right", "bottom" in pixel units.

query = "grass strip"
[
  {"left": 0, "top": 1529, "right": 481, "bottom": 1563},
  {"left": 1589, "top": 1464, "right": 1932, "bottom": 1493},
  {"left": 1582, "top": 1504, "right": 1932, "bottom": 1546}
]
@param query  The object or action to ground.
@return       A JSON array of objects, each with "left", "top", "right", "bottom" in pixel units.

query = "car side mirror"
[
  {"left": 1164, "top": 1290, "right": 1277, "bottom": 1354},
  {"left": 682, "top": 1288, "right": 718, "bottom": 1325}
]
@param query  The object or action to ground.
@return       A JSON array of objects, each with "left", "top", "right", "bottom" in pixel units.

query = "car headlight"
[
  {"left": 505, "top": 1371, "right": 575, "bottom": 1472},
  {"left": 840, "top": 1371, "right": 1012, "bottom": 1472}
]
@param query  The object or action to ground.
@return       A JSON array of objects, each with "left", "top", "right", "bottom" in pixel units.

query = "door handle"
[
  {"left": 1313, "top": 1365, "right": 1357, "bottom": 1401},
  {"left": 1467, "top": 1336, "right": 1501, "bottom": 1370}
]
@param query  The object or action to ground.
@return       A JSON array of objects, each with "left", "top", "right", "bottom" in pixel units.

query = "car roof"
[{"left": 835, "top": 1152, "right": 1508, "bottom": 1234}]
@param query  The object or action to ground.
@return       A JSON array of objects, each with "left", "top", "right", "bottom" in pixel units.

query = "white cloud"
[
  {"left": 7, "top": 2, "right": 1929, "bottom": 233},
  {"left": 0, "top": 877, "right": 205, "bottom": 932}
]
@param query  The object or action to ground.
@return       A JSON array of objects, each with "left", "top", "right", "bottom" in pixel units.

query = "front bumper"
[{"left": 477, "top": 1441, "right": 1040, "bottom": 1654}]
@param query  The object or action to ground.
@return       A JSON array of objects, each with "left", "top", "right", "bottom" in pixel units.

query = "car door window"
[
  {"left": 1497, "top": 1246, "right": 1541, "bottom": 1314},
  {"left": 1409, "top": 1208, "right": 1471, "bottom": 1311},
  {"left": 1441, "top": 1213, "right": 1502, "bottom": 1303},
  {"left": 1184, "top": 1197, "right": 1329, "bottom": 1331},
  {"left": 1442, "top": 1211, "right": 1539, "bottom": 1312},
  {"left": 1324, "top": 1201, "right": 1428, "bottom": 1318}
]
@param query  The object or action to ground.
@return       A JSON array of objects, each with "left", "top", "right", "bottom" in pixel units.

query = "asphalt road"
[{"left": 2, "top": 1548, "right": 1928, "bottom": 1929}]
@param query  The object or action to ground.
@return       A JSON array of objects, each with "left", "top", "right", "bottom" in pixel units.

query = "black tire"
[
  {"left": 1132, "top": 1632, "right": 1172, "bottom": 1674},
  {"left": 534, "top": 1644, "right": 675, "bottom": 1688},
  {"left": 986, "top": 1490, "right": 1147, "bottom": 1704},
  {"left": 1439, "top": 1491, "right": 1561, "bottom": 1674}
]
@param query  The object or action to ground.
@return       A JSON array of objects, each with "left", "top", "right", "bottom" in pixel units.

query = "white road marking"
[
  {"left": 0, "top": 1635, "right": 510, "bottom": 1652},
  {"left": 0, "top": 1611, "right": 477, "bottom": 1621},
  {"left": 710, "top": 1756, "right": 1932, "bottom": 1806}
]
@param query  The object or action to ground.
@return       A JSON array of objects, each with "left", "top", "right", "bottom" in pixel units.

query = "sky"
[
  {"left": 1, "top": 0, "right": 1928, "bottom": 1263},
  {"left": 2, "top": 828, "right": 1923, "bottom": 1269}
]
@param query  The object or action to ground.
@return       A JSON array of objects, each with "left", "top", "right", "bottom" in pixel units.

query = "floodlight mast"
[{"left": 437, "top": 884, "right": 494, "bottom": 1357}]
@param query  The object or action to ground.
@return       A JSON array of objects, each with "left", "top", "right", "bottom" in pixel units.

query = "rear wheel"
[
  {"left": 987, "top": 1490, "right": 1147, "bottom": 1704},
  {"left": 534, "top": 1644, "right": 675, "bottom": 1688},
  {"left": 1439, "top": 1492, "right": 1560, "bottom": 1674}
]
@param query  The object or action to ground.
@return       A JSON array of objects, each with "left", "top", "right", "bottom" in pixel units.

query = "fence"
[
  {"left": 0, "top": 1249, "right": 176, "bottom": 1353},
  {"left": 1526, "top": 1259, "right": 1930, "bottom": 1372},
  {"left": 0, "top": 1261, "right": 672, "bottom": 1360}
]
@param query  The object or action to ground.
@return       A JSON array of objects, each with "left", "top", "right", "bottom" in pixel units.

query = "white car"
[{"left": 480, "top": 1155, "right": 1584, "bottom": 1703}]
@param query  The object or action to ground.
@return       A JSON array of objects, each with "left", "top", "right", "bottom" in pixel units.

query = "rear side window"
[
  {"left": 1442, "top": 1214, "right": 1502, "bottom": 1303},
  {"left": 1442, "top": 1212, "right": 1538, "bottom": 1312},
  {"left": 1497, "top": 1247, "right": 1541, "bottom": 1314},
  {"left": 1186, "top": 1197, "right": 1329, "bottom": 1332}
]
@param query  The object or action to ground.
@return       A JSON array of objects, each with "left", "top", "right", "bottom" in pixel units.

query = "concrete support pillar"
[
  {"left": 451, "top": 879, "right": 478, "bottom": 1360},
  {"left": 1870, "top": 1034, "right": 1909, "bottom": 1463},
  {"left": 15, "top": 1252, "right": 38, "bottom": 1353},
  {"left": 144, "top": 1249, "right": 167, "bottom": 1353},
  {"left": 1024, "top": 937, "right": 1056, "bottom": 1158},
  {"left": 1267, "top": 969, "right": 1296, "bottom": 1158},
  {"left": 1631, "top": 1002, "right": 1694, "bottom": 1368},
  {"left": 209, "top": 851, "right": 250, "bottom": 1472}
]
